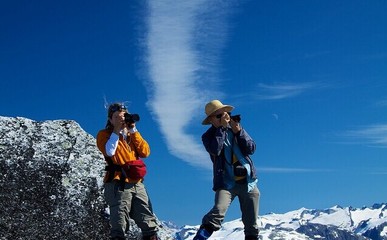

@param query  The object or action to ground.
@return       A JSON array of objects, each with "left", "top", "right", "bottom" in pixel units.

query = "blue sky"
[{"left": 1, "top": 0, "right": 386, "bottom": 227}]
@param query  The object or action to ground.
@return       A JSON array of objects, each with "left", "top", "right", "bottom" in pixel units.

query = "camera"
[
  {"left": 230, "top": 114, "right": 241, "bottom": 123},
  {"left": 233, "top": 161, "right": 247, "bottom": 176},
  {"left": 124, "top": 113, "right": 140, "bottom": 125},
  {"left": 234, "top": 165, "right": 247, "bottom": 176}
]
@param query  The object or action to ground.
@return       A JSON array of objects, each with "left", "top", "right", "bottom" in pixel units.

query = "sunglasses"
[
  {"left": 108, "top": 104, "right": 127, "bottom": 117},
  {"left": 215, "top": 112, "right": 231, "bottom": 119},
  {"left": 110, "top": 104, "right": 127, "bottom": 112}
]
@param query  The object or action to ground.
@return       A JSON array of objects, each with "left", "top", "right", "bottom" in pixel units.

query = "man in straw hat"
[{"left": 193, "top": 100, "right": 260, "bottom": 240}]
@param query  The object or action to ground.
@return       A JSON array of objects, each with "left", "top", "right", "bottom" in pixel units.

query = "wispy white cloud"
[
  {"left": 369, "top": 170, "right": 387, "bottom": 175},
  {"left": 375, "top": 99, "right": 387, "bottom": 107},
  {"left": 234, "top": 82, "right": 327, "bottom": 101},
  {"left": 144, "top": 1, "right": 235, "bottom": 169},
  {"left": 339, "top": 124, "right": 387, "bottom": 148},
  {"left": 259, "top": 167, "right": 333, "bottom": 173}
]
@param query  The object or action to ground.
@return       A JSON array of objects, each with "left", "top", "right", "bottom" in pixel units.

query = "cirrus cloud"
[
  {"left": 339, "top": 124, "right": 387, "bottom": 148},
  {"left": 144, "top": 0, "right": 236, "bottom": 169}
]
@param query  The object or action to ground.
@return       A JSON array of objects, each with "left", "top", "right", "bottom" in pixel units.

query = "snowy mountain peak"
[{"left": 177, "top": 204, "right": 387, "bottom": 239}]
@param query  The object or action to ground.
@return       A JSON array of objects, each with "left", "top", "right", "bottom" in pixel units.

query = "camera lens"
[
  {"left": 124, "top": 113, "right": 140, "bottom": 124},
  {"left": 230, "top": 114, "right": 241, "bottom": 122},
  {"left": 131, "top": 114, "right": 140, "bottom": 122}
]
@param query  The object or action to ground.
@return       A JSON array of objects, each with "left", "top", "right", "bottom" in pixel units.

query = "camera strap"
[
  {"left": 224, "top": 132, "right": 241, "bottom": 167},
  {"left": 228, "top": 134, "right": 247, "bottom": 180}
]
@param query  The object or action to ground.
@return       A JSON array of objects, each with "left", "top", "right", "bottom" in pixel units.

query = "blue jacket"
[{"left": 202, "top": 125, "right": 258, "bottom": 192}]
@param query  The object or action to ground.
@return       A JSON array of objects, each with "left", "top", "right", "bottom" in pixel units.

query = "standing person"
[
  {"left": 193, "top": 100, "right": 260, "bottom": 240},
  {"left": 96, "top": 103, "right": 159, "bottom": 240}
]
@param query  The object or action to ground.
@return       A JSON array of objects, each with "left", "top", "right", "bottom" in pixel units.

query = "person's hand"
[
  {"left": 210, "top": 112, "right": 230, "bottom": 128},
  {"left": 230, "top": 119, "right": 241, "bottom": 134},
  {"left": 221, "top": 112, "right": 230, "bottom": 128},
  {"left": 126, "top": 122, "right": 138, "bottom": 134},
  {"left": 125, "top": 122, "right": 136, "bottom": 129},
  {"left": 110, "top": 111, "right": 126, "bottom": 135},
  {"left": 113, "top": 122, "right": 125, "bottom": 135}
]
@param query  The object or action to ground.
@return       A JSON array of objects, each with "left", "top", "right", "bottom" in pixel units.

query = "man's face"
[{"left": 209, "top": 110, "right": 230, "bottom": 126}]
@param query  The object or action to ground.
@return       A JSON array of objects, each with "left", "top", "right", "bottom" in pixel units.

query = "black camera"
[
  {"left": 234, "top": 162, "right": 247, "bottom": 177},
  {"left": 230, "top": 114, "right": 241, "bottom": 123},
  {"left": 124, "top": 113, "right": 140, "bottom": 125}
]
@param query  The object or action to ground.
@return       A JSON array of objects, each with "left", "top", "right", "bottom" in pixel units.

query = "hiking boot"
[
  {"left": 142, "top": 234, "right": 159, "bottom": 240},
  {"left": 193, "top": 227, "right": 212, "bottom": 240},
  {"left": 245, "top": 235, "right": 258, "bottom": 240}
]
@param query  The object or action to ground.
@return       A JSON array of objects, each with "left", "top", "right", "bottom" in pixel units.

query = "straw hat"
[{"left": 202, "top": 100, "right": 234, "bottom": 125}]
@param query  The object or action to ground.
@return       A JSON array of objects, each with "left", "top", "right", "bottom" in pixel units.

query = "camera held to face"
[
  {"left": 124, "top": 113, "right": 140, "bottom": 125},
  {"left": 230, "top": 114, "right": 241, "bottom": 123}
]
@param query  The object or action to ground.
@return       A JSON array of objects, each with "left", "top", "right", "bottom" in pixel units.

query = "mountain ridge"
[
  {"left": 177, "top": 203, "right": 387, "bottom": 239},
  {"left": 0, "top": 116, "right": 386, "bottom": 240}
]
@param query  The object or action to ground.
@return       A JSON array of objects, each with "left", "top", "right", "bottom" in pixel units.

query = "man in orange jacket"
[{"left": 97, "top": 103, "right": 159, "bottom": 240}]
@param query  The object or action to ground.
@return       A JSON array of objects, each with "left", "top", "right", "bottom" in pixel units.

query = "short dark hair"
[{"left": 107, "top": 103, "right": 127, "bottom": 118}]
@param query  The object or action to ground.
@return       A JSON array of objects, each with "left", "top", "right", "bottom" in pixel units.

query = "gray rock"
[
  {"left": 0, "top": 117, "right": 126, "bottom": 239},
  {"left": 0, "top": 116, "right": 177, "bottom": 240}
]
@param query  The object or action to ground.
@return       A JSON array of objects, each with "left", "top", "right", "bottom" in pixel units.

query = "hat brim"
[{"left": 202, "top": 105, "right": 234, "bottom": 125}]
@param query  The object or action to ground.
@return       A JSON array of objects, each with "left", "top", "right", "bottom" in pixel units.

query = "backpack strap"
[{"left": 104, "top": 156, "right": 127, "bottom": 190}]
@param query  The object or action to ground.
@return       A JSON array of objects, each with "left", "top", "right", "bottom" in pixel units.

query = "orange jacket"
[{"left": 96, "top": 128, "right": 150, "bottom": 183}]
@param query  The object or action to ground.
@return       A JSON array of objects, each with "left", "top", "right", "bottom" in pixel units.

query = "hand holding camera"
[
  {"left": 124, "top": 113, "right": 140, "bottom": 124},
  {"left": 229, "top": 114, "right": 241, "bottom": 133},
  {"left": 212, "top": 112, "right": 242, "bottom": 131},
  {"left": 211, "top": 112, "right": 229, "bottom": 128},
  {"left": 124, "top": 112, "right": 140, "bottom": 130}
]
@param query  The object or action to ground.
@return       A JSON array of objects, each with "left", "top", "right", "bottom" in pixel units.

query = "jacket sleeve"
[
  {"left": 235, "top": 128, "right": 256, "bottom": 156},
  {"left": 96, "top": 130, "right": 110, "bottom": 157},
  {"left": 130, "top": 131, "right": 151, "bottom": 158},
  {"left": 202, "top": 126, "right": 227, "bottom": 158},
  {"left": 97, "top": 129, "right": 133, "bottom": 165}
]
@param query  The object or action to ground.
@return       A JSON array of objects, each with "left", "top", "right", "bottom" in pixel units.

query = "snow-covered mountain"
[
  {"left": 1, "top": 116, "right": 386, "bottom": 240},
  {"left": 177, "top": 204, "right": 387, "bottom": 240}
]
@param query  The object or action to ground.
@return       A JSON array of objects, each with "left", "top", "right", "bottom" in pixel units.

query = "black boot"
[
  {"left": 193, "top": 225, "right": 213, "bottom": 240},
  {"left": 142, "top": 234, "right": 159, "bottom": 240},
  {"left": 245, "top": 235, "right": 258, "bottom": 240}
]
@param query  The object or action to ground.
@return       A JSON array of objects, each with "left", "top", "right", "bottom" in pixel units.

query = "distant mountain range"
[
  {"left": 0, "top": 116, "right": 385, "bottom": 240},
  {"left": 176, "top": 203, "right": 387, "bottom": 240}
]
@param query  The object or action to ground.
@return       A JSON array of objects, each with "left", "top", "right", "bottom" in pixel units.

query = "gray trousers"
[
  {"left": 202, "top": 184, "right": 260, "bottom": 237},
  {"left": 104, "top": 181, "right": 158, "bottom": 238}
]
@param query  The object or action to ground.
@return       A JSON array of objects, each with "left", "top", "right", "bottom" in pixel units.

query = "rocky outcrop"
[{"left": 0, "top": 116, "right": 109, "bottom": 239}]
